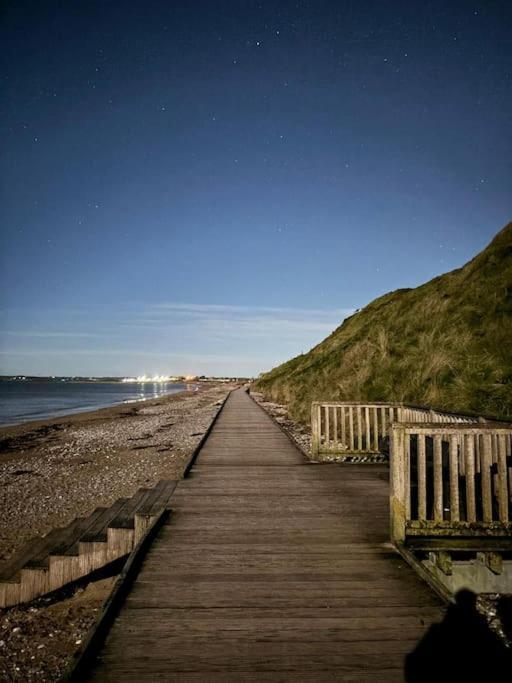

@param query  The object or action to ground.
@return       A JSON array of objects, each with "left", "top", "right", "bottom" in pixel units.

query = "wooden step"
[
  {"left": 48, "top": 508, "right": 111, "bottom": 591},
  {"left": 106, "top": 489, "right": 155, "bottom": 561},
  {"left": 18, "top": 501, "right": 131, "bottom": 603},
  {"left": 0, "top": 480, "right": 177, "bottom": 608},
  {"left": 135, "top": 480, "right": 177, "bottom": 542},
  {"left": 0, "top": 520, "right": 86, "bottom": 607}
]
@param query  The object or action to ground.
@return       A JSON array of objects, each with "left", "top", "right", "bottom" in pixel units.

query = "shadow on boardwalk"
[{"left": 405, "top": 590, "right": 512, "bottom": 682}]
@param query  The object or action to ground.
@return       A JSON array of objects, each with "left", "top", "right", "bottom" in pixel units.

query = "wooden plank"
[
  {"left": 449, "top": 435, "right": 459, "bottom": 522},
  {"left": 341, "top": 406, "right": 346, "bottom": 449},
  {"left": 481, "top": 433, "right": 493, "bottom": 522},
  {"left": 83, "top": 388, "right": 444, "bottom": 682},
  {"left": 497, "top": 434, "right": 509, "bottom": 522},
  {"left": 365, "top": 406, "right": 370, "bottom": 451},
  {"left": 433, "top": 435, "right": 443, "bottom": 521},
  {"left": 405, "top": 433, "right": 411, "bottom": 519},
  {"left": 357, "top": 406, "right": 362, "bottom": 451},
  {"left": 373, "top": 407, "right": 379, "bottom": 451},
  {"left": 417, "top": 435, "right": 426, "bottom": 520},
  {"left": 465, "top": 434, "right": 477, "bottom": 522},
  {"left": 349, "top": 406, "right": 354, "bottom": 450}
]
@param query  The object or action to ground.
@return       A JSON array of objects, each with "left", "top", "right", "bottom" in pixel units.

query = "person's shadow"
[{"left": 405, "top": 589, "right": 512, "bottom": 682}]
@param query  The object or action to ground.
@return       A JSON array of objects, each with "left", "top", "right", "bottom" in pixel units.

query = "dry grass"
[{"left": 255, "top": 222, "right": 512, "bottom": 423}]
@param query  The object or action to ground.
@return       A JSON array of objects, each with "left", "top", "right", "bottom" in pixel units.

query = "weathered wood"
[
  {"left": 357, "top": 406, "right": 362, "bottom": 451},
  {"left": 481, "top": 433, "right": 493, "bottom": 522},
  {"left": 405, "top": 433, "right": 411, "bottom": 519},
  {"left": 380, "top": 406, "right": 386, "bottom": 443},
  {"left": 373, "top": 407, "right": 379, "bottom": 451},
  {"left": 310, "top": 402, "right": 320, "bottom": 457},
  {"left": 433, "top": 434, "right": 443, "bottom": 522},
  {"left": 465, "top": 434, "right": 477, "bottom": 522},
  {"left": 365, "top": 406, "right": 370, "bottom": 451},
  {"left": 449, "top": 435, "right": 459, "bottom": 522},
  {"left": 389, "top": 425, "right": 406, "bottom": 544},
  {"left": 86, "top": 389, "right": 444, "bottom": 681},
  {"left": 417, "top": 435, "right": 426, "bottom": 520},
  {"left": 349, "top": 406, "right": 354, "bottom": 450},
  {"left": 497, "top": 434, "right": 509, "bottom": 522}
]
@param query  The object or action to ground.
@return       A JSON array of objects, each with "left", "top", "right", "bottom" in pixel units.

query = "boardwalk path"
[{"left": 89, "top": 388, "right": 444, "bottom": 682}]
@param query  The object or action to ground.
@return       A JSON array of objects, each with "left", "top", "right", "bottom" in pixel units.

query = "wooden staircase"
[{"left": 0, "top": 480, "right": 176, "bottom": 608}]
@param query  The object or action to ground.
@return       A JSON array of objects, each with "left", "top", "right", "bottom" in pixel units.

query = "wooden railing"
[
  {"left": 390, "top": 423, "right": 512, "bottom": 544},
  {"left": 310, "top": 401, "right": 478, "bottom": 458}
]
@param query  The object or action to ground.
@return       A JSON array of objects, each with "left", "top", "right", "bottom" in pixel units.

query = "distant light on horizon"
[{"left": 122, "top": 374, "right": 189, "bottom": 384}]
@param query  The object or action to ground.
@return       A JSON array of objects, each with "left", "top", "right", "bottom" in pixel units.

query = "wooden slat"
[
  {"left": 86, "top": 389, "right": 444, "bottom": 681},
  {"left": 373, "top": 407, "right": 379, "bottom": 451},
  {"left": 405, "top": 434, "right": 411, "bottom": 519},
  {"left": 449, "top": 435, "right": 459, "bottom": 522},
  {"left": 380, "top": 407, "right": 386, "bottom": 441},
  {"left": 465, "top": 434, "right": 476, "bottom": 522},
  {"left": 481, "top": 433, "right": 493, "bottom": 522},
  {"left": 357, "top": 407, "right": 362, "bottom": 451},
  {"left": 497, "top": 435, "right": 509, "bottom": 523},
  {"left": 433, "top": 435, "right": 443, "bottom": 522},
  {"left": 341, "top": 406, "right": 346, "bottom": 450},
  {"left": 349, "top": 406, "right": 354, "bottom": 451},
  {"left": 417, "top": 435, "right": 426, "bottom": 520},
  {"left": 365, "top": 406, "right": 370, "bottom": 451}
]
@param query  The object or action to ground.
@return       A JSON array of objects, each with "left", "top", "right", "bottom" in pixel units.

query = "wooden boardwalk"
[{"left": 88, "top": 388, "right": 444, "bottom": 682}]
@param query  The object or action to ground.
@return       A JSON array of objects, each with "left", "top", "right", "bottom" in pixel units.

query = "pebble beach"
[{"left": 0, "top": 382, "right": 235, "bottom": 680}]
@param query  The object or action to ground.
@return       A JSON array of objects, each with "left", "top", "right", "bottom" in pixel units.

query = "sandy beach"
[{"left": 0, "top": 382, "right": 236, "bottom": 680}]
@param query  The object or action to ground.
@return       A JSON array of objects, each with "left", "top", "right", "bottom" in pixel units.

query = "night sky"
[{"left": 1, "top": 1, "right": 511, "bottom": 377}]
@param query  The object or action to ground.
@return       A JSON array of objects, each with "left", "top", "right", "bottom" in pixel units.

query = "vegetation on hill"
[{"left": 254, "top": 222, "right": 512, "bottom": 423}]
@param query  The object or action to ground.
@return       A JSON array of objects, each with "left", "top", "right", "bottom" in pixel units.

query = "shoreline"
[
  {"left": 0, "top": 382, "right": 237, "bottom": 562},
  {"left": 0, "top": 384, "right": 193, "bottom": 432},
  {"left": 0, "top": 381, "right": 237, "bottom": 680},
  {"left": 0, "top": 381, "right": 193, "bottom": 430}
]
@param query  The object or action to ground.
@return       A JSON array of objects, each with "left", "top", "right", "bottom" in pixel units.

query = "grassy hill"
[{"left": 254, "top": 222, "right": 512, "bottom": 423}]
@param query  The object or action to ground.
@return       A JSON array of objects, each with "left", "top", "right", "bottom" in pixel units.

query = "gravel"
[{"left": 0, "top": 382, "right": 235, "bottom": 680}]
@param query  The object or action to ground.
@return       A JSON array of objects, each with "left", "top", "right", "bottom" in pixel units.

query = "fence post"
[
  {"left": 390, "top": 424, "right": 407, "bottom": 544},
  {"left": 311, "top": 402, "right": 320, "bottom": 459}
]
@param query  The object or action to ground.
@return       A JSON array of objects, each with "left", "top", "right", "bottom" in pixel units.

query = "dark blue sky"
[{"left": 1, "top": 0, "right": 511, "bottom": 376}]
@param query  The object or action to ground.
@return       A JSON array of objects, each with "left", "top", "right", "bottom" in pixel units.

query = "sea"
[{"left": 0, "top": 380, "right": 188, "bottom": 427}]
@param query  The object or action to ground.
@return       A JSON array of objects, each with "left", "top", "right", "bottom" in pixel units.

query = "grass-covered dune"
[{"left": 255, "top": 222, "right": 512, "bottom": 423}]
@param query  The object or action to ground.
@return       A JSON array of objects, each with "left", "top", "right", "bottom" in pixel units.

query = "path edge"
[
  {"left": 246, "top": 387, "right": 311, "bottom": 462},
  {"left": 61, "top": 508, "right": 170, "bottom": 682},
  {"left": 61, "top": 386, "right": 234, "bottom": 681},
  {"left": 182, "top": 387, "right": 234, "bottom": 477}
]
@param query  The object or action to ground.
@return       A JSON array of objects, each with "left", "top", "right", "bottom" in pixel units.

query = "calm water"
[{"left": 0, "top": 381, "right": 188, "bottom": 427}]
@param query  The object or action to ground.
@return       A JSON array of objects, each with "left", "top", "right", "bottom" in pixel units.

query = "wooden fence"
[
  {"left": 310, "top": 401, "right": 478, "bottom": 458},
  {"left": 390, "top": 423, "right": 512, "bottom": 545}
]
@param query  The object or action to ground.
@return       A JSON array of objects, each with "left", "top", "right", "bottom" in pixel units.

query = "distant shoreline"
[{"left": 0, "top": 382, "right": 195, "bottom": 430}]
